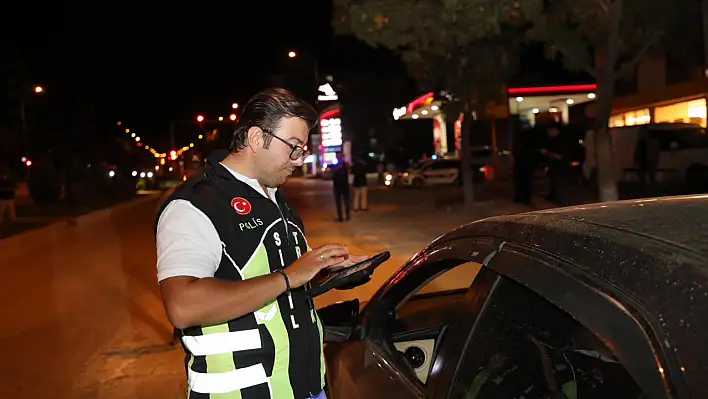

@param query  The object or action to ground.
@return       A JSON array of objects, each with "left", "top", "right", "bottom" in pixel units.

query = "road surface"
[{"left": 0, "top": 178, "right": 528, "bottom": 398}]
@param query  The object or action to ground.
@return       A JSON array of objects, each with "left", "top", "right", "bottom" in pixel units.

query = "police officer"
[{"left": 156, "top": 88, "right": 368, "bottom": 399}]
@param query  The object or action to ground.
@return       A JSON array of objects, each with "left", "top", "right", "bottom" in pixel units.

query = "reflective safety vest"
[{"left": 157, "top": 152, "right": 325, "bottom": 399}]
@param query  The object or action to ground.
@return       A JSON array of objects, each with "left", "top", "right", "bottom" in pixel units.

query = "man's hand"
[
  {"left": 285, "top": 244, "right": 352, "bottom": 288},
  {"left": 325, "top": 254, "right": 370, "bottom": 271}
]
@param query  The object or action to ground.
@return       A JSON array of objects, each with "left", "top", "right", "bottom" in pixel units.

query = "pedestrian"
[
  {"left": 512, "top": 127, "right": 537, "bottom": 205},
  {"left": 331, "top": 151, "right": 351, "bottom": 222},
  {"left": 0, "top": 160, "right": 17, "bottom": 225},
  {"left": 634, "top": 127, "right": 659, "bottom": 195},
  {"left": 155, "top": 88, "right": 368, "bottom": 399},
  {"left": 539, "top": 122, "right": 571, "bottom": 204},
  {"left": 351, "top": 156, "right": 368, "bottom": 211}
]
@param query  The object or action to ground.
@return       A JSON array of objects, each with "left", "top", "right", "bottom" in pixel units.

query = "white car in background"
[{"left": 399, "top": 158, "right": 461, "bottom": 187}]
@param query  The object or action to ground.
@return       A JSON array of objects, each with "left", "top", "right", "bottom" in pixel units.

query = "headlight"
[{"left": 385, "top": 174, "right": 393, "bottom": 181}]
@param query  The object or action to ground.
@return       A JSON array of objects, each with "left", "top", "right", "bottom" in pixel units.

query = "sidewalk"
[{"left": 300, "top": 185, "right": 554, "bottom": 307}]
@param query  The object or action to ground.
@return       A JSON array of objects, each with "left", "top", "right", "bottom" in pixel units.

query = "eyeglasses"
[{"left": 262, "top": 129, "right": 309, "bottom": 160}]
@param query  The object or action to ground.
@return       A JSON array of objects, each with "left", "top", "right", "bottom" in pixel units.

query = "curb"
[{"left": 0, "top": 194, "right": 160, "bottom": 263}]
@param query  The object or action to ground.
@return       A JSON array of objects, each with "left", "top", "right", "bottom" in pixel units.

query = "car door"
[
  {"left": 326, "top": 241, "right": 499, "bottom": 399},
  {"left": 444, "top": 243, "right": 685, "bottom": 399}
]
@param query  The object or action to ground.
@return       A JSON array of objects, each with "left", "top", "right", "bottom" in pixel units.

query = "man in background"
[
  {"left": 351, "top": 156, "right": 368, "bottom": 211},
  {"left": 331, "top": 151, "right": 351, "bottom": 222}
]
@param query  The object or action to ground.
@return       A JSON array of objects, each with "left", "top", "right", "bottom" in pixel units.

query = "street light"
[
  {"left": 232, "top": 103, "right": 239, "bottom": 109},
  {"left": 34, "top": 85, "right": 44, "bottom": 94},
  {"left": 218, "top": 116, "right": 224, "bottom": 121},
  {"left": 230, "top": 114, "right": 237, "bottom": 121},
  {"left": 288, "top": 51, "right": 297, "bottom": 58},
  {"left": 197, "top": 115, "right": 204, "bottom": 123}
]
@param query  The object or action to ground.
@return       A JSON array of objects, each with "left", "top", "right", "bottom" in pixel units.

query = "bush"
[{"left": 28, "top": 156, "right": 62, "bottom": 204}]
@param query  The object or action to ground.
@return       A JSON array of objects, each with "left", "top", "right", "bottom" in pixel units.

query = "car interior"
[{"left": 380, "top": 261, "right": 482, "bottom": 385}]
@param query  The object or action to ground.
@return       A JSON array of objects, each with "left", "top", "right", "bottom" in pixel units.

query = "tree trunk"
[
  {"left": 592, "top": 0, "right": 624, "bottom": 203},
  {"left": 593, "top": 74, "right": 619, "bottom": 202}
]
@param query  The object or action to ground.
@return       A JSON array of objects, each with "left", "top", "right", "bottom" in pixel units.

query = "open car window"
[{"left": 384, "top": 261, "right": 483, "bottom": 386}]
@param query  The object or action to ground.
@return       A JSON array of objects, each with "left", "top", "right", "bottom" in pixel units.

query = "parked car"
[{"left": 320, "top": 194, "right": 708, "bottom": 399}]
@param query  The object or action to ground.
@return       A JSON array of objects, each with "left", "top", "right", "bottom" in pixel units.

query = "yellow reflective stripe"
[{"left": 244, "top": 244, "right": 294, "bottom": 399}]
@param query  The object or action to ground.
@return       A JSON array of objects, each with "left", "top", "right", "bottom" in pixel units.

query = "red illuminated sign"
[
  {"left": 507, "top": 84, "right": 597, "bottom": 96},
  {"left": 407, "top": 92, "right": 434, "bottom": 113}
]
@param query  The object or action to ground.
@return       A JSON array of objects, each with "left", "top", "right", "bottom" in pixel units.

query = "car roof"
[{"left": 433, "top": 194, "right": 708, "bottom": 391}]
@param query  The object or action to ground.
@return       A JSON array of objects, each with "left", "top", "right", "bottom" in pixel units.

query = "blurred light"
[
  {"left": 155, "top": 165, "right": 160, "bottom": 171},
  {"left": 198, "top": 134, "right": 203, "bottom": 139},
  {"left": 412, "top": 114, "right": 419, "bottom": 119},
  {"left": 421, "top": 110, "right": 429, "bottom": 115},
  {"left": 384, "top": 180, "right": 391, "bottom": 186},
  {"left": 125, "top": 129, "right": 130, "bottom": 133},
  {"left": 135, "top": 136, "right": 140, "bottom": 142},
  {"left": 140, "top": 172, "right": 146, "bottom": 178},
  {"left": 549, "top": 107, "right": 559, "bottom": 113},
  {"left": 131, "top": 133, "right": 136, "bottom": 138},
  {"left": 432, "top": 155, "right": 438, "bottom": 160},
  {"left": 21, "top": 157, "right": 27, "bottom": 163},
  {"left": 34, "top": 85, "right": 44, "bottom": 94},
  {"left": 230, "top": 114, "right": 237, "bottom": 121},
  {"left": 516, "top": 97, "right": 523, "bottom": 102},
  {"left": 190, "top": 143, "right": 194, "bottom": 147},
  {"left": 137, "top": 142, "right": 143, "bottom": 147},
  {"left": 25, "top": 160, "right": 32, "bottom": 167},
  {"left": 197, "top": 115, "right": 204, "bottom": 123},
  {"left": 169, "top": 167, "right": 174, "bottom": 172},
  {"left": 288, "top": 51, "right": 297, "bottom": 58},
  {"left": 566, "top": 99, "right": 574, "bottom": 105},
  {"left": 588, "top": 93, "right": 596, "bottom": 99},
  {"left": 145, "top": 145, "right": 150, "bottom": 150},
  {"left": 218, "top": 116, "right": 224, "bottom": 121},
  {"left": 385, "top": 174, "right": 392, "bottom": 181},
  {"left": 147, "top": 172, "right": 154, "bottom": 178},
  {"left": 183, "top": 175, "right": 187, "bottom": 181},
  {"left": 108, "top": 170, "right": 116, "bottom": 178},
  {"left": 132, "top": 171, "right": 138, "bottom": 177},
  {"left": 232, "top": 103, "right": 239, "bottom": 109},
  {"left": 160, "top": 158, "right": 166, "bottom": 165},
  {"left": 533, "top": 108, "right": 540, "bottom": 114},
  {"left": 431, "top": 105, "right": 439, "bottom": 111},
  {"left": 170, "top": 150, "right": 177, "bottom": 160},
  {"left": 117, "top": 121, "right": 122, "bottom": 126},
  {"left": 331, "top": 158, "right": 339, "bottom": 165}
]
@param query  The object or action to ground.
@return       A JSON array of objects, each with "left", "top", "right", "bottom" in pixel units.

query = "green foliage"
[
  {"left": 530, "top": 0, "right": 699, "bottom": 79},
  {"left": 337, "top": 0, "right": 540, "bottom": 111}
]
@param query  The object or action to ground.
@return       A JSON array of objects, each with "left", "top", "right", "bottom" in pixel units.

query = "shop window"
[
  {"left": 609, "top": 108, "right": 651, "bottom": 127},
  {"left": 654, "top": 98, "right": 707, "bottom": 128}
]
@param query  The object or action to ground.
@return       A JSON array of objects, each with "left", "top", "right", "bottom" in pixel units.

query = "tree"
[
  {"left": 334, "top": 0, "right": 536, "bottom": 205},
  {"left": 531, "top": 0, "right": 700, "bottom": 201}
]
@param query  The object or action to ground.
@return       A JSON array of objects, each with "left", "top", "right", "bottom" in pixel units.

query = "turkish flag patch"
[{"left": 231, "top": 197, "right": 252, "bottom": 216}]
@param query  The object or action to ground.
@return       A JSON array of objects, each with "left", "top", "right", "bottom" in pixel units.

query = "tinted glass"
[{"left": 449, "top": 277, "right": 645, "bottom": 399}]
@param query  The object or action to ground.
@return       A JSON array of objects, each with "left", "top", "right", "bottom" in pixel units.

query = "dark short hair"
[{"left": 230, "top": 88, "right": 318, "bottom": 152}]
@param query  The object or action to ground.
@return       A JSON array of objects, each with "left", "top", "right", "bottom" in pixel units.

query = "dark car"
[{"left": 320, "top": 194, "right": 708, "bottom": 399}]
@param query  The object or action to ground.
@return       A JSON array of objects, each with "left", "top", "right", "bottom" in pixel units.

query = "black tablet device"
[{"left": 307, "top": 251, "right": 390, "bottom": 298}]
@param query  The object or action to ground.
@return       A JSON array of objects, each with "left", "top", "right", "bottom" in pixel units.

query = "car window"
[
  {"left": 396, "top": 261, "right": 482, "bottom": 311},
  {"left": 379, "top": 261, "right": 483, "bottom": 386},
  {"left": 448, "top": 276, "right": 645, "bottom": 399}
]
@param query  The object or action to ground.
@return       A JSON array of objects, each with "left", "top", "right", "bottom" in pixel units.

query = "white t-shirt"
[{"left": 156, "top": 164, "right": 278, "bottom": 283}]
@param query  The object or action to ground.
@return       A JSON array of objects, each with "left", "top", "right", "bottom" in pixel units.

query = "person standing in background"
[
  {"left": 0, "top": 160, "right": 17, "bottom": 225},
  {"left": 352, "top": 156, "right": 368, "bottom": 211},
  {"left": 332, "top": 151, "right": 351, "bottom": 222}
]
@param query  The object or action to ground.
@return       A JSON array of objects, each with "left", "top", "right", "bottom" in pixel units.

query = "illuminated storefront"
[
  {"left": 609, "top": 108, "right": 651, "bottom": 127},
  {"left": 507, "top": 84, "right": 598, "bottom": 127},
  {"left": 654, "top": 98, "right": 707, "bottom": 127}
]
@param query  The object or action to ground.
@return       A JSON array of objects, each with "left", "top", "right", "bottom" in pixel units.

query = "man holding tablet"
[{"left": 155, "top": 88, "right": 368, "bottom": 399}]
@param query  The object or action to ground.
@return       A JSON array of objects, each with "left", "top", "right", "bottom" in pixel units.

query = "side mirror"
[{"left": 318, "top": 299, "right": 359, "bottom": 343}]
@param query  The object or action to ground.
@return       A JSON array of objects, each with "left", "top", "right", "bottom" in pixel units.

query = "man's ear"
[{"left": 246, "top": 127, "right": 262, "bottom": 151}]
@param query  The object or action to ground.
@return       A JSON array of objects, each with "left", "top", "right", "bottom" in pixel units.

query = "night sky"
[
  {"left": 2, "top": 2, "right": 589, "bottom": 157},
  {"left": 3, "top": 2, "right": 352, "bottom": 151}
]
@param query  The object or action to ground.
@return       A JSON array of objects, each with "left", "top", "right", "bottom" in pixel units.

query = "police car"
[{"left": 320, "top": 195, "right": 708, "bottom": 399}]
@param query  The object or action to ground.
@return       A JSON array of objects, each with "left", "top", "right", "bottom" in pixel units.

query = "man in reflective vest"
[{"left": 156, "top": 88, "right": 368, "bottom": 399}]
